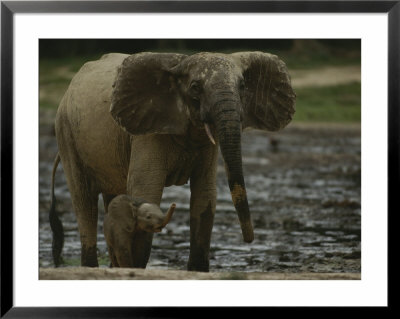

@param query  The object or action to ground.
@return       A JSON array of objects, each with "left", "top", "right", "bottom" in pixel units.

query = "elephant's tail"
[{"left": 49, "top": 152, "right": 64, "bottom": 267}]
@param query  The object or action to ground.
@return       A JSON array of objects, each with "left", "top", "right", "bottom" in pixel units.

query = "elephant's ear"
[
  {"left": 123, "top": 218, "right": 136, "bottom": 233},
  {"left": 231, "top": 52, "right": 296, "bottom": 131},
  {"left": 122, "top": 202, "right": 137, "bottom": 233},
  {"left": 110, "top": 52, "right": 189, "bottom": 135}
]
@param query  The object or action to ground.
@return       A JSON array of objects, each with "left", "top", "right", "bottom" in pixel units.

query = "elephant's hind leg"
[
  {"left": 66, "top": 169, "right": 99, "bottom": 266},
  {"left": 76, "top": 191, "right": 99, "bottom": 267},
  {"left": 57, "top": 131, "right": 100, "bottom": 267},
  {"left": 64, "top": 164, "right": 99, "bottom": 267}
]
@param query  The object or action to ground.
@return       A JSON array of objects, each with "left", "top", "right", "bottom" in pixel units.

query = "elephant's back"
[
  {"left": 57, "top": 52, "right": 128, "bottom": 123},
  {"left": 62, "top": 53, "right": 128, "bottom": 117},
  {"left": 55, "top": 53, "right": 131, "bottom": 194}
]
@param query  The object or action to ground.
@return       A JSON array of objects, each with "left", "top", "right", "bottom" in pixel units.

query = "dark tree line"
[{"left": 39, "top": 39, "right": 360, "bottom": 59}]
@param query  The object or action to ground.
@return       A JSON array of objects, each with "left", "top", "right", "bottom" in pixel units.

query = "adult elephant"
[{"left": 50, "top": 51, "right": 296, "bottom": 272}]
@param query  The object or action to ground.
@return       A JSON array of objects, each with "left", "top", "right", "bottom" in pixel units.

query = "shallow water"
[{"left": 39, "top": 113, "right": 361, "bottom": 273}]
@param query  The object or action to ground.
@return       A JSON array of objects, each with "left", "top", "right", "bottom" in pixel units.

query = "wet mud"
[{"left": 39, "top": 110, "right": 361, "bottom": 273}]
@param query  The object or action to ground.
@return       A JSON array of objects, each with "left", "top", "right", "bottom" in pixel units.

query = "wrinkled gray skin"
[
  {"left": 51, "top": 51, "right": 295, "bottom": 272},
  {"left": 103, "top": 195, "right": 173, "bottom": 267}
]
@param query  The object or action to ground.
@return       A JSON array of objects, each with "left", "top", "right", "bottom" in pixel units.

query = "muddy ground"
[
  {"left": 39, "top": 109, "right": 361, "bottom": 275},
  {"left": 39, "top": 267, "right": 360, "bottom": 280}
]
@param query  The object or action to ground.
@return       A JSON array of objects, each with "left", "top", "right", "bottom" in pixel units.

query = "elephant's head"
[
  {"left": 136, "top": 202, "right": 176, "bottom": 233},
  {"left": 111, "top": 52, "right": 296, "bottom": 243}
]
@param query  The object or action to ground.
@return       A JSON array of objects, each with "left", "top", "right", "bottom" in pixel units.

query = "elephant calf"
[{"left": 104, "top": 195, "right": 176, "bottom": 267}]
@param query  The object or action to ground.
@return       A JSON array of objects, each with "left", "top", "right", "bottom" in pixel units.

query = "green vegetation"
[
  {"left": 293, "top": 82, "right": 361, "bottom": 123},
  {"left": 61, "top": 254, "right": 110, "bottom": 267},
  {"left": 97, "top": 253, "right": 111, "bottom": 266},
  {"left": 39, "top": 55, "right": 102, "bottom": 109},
  {"left": 62, "top": 258, "right": 81, "bottom": 267},
  {"left": 277, "top": 49, "right": 361, "bottom": 70}
]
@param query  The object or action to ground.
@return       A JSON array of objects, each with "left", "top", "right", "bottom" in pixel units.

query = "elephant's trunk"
[
  {"left": 213, "top": 102, "right": 254, "bottom": 243},
  {"left": 159, "top": 203, "right": 176, "bottom": 229},
  {"left": 154, "top": 203, "right": 175, "bottom": 233}
]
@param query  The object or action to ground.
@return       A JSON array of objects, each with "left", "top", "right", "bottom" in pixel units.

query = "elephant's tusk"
[
  {"left": 159, "top": 203, "right": 176, "bottom": 228},
  {"left": 204, "top": 123, "right": 216, "bottom": 145}
]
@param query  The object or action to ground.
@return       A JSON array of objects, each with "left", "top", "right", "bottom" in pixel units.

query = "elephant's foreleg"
[
  {"left": 126, "top": 174, "right": 165, "bottom": 267},
  {"left": 112, "top": 236, "right": 136, "bottom": 268},
  {"left": 188, "top": 147, "right": 218, "bottom": 272},
  {"left": 127, "top": 136, "right": 168, "bottom": 268},
  {"left": 107, "top": 246, "right": 119, "bottom": 267},
  {"left": 188, "top": 198, "right": 216, "bottom": 272}
]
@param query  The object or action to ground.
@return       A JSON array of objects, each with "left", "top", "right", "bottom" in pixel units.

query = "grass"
[
  {"left": 61, "top": 254, "right": 110, "bottom": 267},
  {"left": 278, "top": 51, "right": 361, "bottom": 70},
  {"left": 39, "top": 55, "right": 103, "bottom": 109},
  {"left": 62, "top": 258, "right": 81, "bottom": 267},
  {"left": 293, "top": 82, "right": 361, "bottom": 123},
  {"left": 39, "top": 55, "right": 360, "bottom": 123}
]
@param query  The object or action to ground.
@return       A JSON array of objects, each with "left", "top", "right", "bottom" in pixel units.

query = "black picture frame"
[{"left": 1, "top": 0, "right": 396, "bottom": 317}]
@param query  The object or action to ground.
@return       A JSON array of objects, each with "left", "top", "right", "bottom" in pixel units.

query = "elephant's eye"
[{"left": 190, "top": 81, "right": 202, "bottom": 95}]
